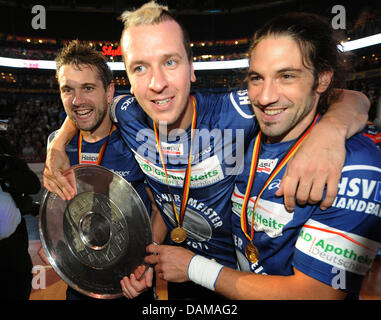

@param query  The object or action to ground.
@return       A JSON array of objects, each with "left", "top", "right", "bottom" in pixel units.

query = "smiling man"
[
  {"left": 120, "top": 17, "right": 196, "bottom": 133},
  {"left": 44, "top": 2, "right": 371, "bottom": 300},
  {"left": 41, "top": 40, "right": 153, "bottom": 300},
  {"left": 146, "top": 12, "right": 381, "bottom": 300}
]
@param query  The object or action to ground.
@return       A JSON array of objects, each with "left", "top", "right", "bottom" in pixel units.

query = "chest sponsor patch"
[
  {"left": 80, "top": 152, "right": 98, "bottom": 164},
  {"left": 134, "top": 152, "right": 225, "bottom": 187},
  {"left": 159, "top": 141, "right": 184, "bottom": 156},
  {"left": 232, "top": 186, "right": 293, "bottom": 238},
  {"left": 257, "top": 158, "right": 278, "bottom": 174},
  {"left": 295, "top": 219, "right": 380, "bottom": 275}
]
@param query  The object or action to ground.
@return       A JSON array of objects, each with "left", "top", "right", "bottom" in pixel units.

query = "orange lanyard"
[
  {"left": 78, "top": 124, "right": 115, "bottom": 165},
  {"left": 153, "top": 97, "right": 197, "bottom": 229},
  {"left": 240, "top": 114, "right": 320, "bottom": 242}
]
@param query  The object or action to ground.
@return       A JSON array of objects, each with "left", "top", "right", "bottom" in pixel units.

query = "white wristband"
[{"left": 187, "top": 255, "right": 224, "bottom": 291}]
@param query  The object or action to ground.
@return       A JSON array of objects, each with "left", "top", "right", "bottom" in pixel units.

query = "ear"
[
  {"left": 316, "top": 70, "right": 333, "bottom": 94},
  {"left": 190, "top": 60, "right": 197, "bottom": 83},
  {"left": 106, "top": 83, "right": 115, "bottom": 104},
  {"left": 123, "top": 62, "right": 134, "bottom": 94},
  {"left": 129, "top": 80, "right": 134, "bottom": 95}
]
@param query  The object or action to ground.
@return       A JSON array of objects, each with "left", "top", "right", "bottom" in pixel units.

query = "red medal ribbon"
[
  {"left": 153, "top": 96, "right": 197, "bottom": 228},
  {"left": 240, "top": 114, "right": 320, "bottom": 241},
  {"left": 78, "top": 124, "right": 115, "bottom": 165}
]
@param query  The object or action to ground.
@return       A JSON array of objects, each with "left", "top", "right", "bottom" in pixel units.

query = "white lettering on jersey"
[
  {"left": 337, "top": 177, "right": 377, "bottom": 199},
  {"left": 229, "top": 91, "right": 255, "bottom": 119},
  {"left": 109, "top": 169, "right": 131, "bottom": 177}
]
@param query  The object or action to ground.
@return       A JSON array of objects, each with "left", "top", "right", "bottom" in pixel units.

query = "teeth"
[
  {"left": 76, "top": 110, "right": 92, "bottom": 116},
  {"left": 264, "top": 109, "right": 283, "bottom": 115},
  {"left": 155, "top": 98, "right": 170, "bottom": 105}
]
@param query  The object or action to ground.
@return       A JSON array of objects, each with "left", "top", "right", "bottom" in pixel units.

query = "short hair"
[
  {"left": 119, "top": 1, "right": 192, "bottom": 61},
  {"left": 55, "top": 40, "right": 113, "bottom": 90},
  {"left": 249, "top": 12, "right": 348, "bottom": 114}
]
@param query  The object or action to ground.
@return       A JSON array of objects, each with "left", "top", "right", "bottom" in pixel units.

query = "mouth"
[
  {"left": 73, "top": 108, "right": 94, "bottom": 119},
  {"left": 151, "top": 97, "right": 173, "bottom": 109},
  {"left": 263, "top": 108, "right": 284, "bottom": 116},
  {"left": 154, "top": 98, "right": 171, "bottom": 106}
]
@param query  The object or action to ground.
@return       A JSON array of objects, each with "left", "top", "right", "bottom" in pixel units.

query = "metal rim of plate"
[{"left": 39, "top": 164, "right": 152, "bottom": 299}]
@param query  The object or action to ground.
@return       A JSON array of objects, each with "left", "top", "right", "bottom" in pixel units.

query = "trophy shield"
[{"left": 39, "top": 164, "right": 152, "bottom": 299}]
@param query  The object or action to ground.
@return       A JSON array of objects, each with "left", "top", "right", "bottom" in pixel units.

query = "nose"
[
  {"left": 256, "top": 79, "right": 280, "bottom": 107},
  {"left": 149, "top": 67, "right": 168, "bottom": 92},
  {"left": 72, "top": 90, "right": 86, "bottom": 106}
]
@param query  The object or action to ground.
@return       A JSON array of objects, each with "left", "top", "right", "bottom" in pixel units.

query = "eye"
[
  {"left": 61, "top": 87, "right": 72, "bottom": 94},
  {"left": 84, "top": 86, "right": 94, "bottom": 91},
  {"left": 248, "top": 74, "right": 262, "bottom": 84},
  {"left": 281, "top": 73, "right": 295, "bottom": 80},
  {"left": 134, "top": 65, "right": 146, "bottom": 73},
  {"left": 165, "top": 59, "right": 176, "bottom": 67}
]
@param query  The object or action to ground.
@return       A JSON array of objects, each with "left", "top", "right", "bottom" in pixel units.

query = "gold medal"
[
  {"left": 171, "top": 227, "right": 187, "bottom": 244},
  {"left": 245, "top": 243, "right": 259, "bottom": 264}
]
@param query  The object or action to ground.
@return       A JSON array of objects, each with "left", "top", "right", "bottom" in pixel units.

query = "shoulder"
[
  {"left": 47, "top": 130, "right": 59, "bottom": 145},
  {"left": 194, "top": 89, "right": 254, "bottom": 120},
  {"left": 108, "top": 129, "right": 131, "bottom": 153},
  {"left": 344, "top": 133, "right": 381, "bottom": 169},
  {"left": 110, "top": 94, "right": 146, "bottom": 123}
]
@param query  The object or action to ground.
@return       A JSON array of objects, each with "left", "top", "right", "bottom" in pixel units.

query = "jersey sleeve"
[
  {"left": 47, "top": 130, "right": 59, "bottom": 149},
  {"left": 198, "top": 89, "right": 257, "bottom": 134},
  {"left": 110, "top": 94, "right": 144, "bottom": 125},
  {"left": 292, "top": 135, "right": 381, "bottom": 294}
]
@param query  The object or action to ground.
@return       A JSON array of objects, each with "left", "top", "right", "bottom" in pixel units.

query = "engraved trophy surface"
[{"left": 39, "top": 164, "right": 152, "bottom": 299}]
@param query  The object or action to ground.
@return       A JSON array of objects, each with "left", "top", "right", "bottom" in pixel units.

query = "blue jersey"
[
  {"left": 111, "top": 90, "right": 257, "bottom": 268},
  {"left": 363, "top": 122, "right": 381, "bottom": 151},
  {"left": 231, "top": 131, "right": 381, "bottom": 295},
  {"left": 48, "top": 130, "right": 150, "bottom": 212}
]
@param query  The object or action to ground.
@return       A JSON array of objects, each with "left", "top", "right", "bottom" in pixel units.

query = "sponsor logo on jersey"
[
  {"left": 295, "top": 219, "right": 379, "bottom": 275},
  {"left": 134, "top": 152, "right": 225, "bottom": 187},
  {"left": 120, "top": 96, "right": 135, "bottom": 110},
  {"left": 135, "top": 127, "right": 245, "bottom": 175},
  {"left": 80, "top": 152, "right": 98, "bottom": 164},
  {"left": 159, "top": 141, "right": 184, "bottom": 156},
  {"left": 109, "top": 169, "right": 131, "bottom": 177},
  {"left": 257, "top": 158, "right": 278, "bottom": 174},
  {"left": 332, "top": 173, "right": 381, "bottom": 217},
  {"left": 232, "top": 186, "right": 293, "bottom": 238}
]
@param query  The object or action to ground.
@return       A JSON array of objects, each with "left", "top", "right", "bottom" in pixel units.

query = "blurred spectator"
[{"left": 22, "top": 140, "right": 34, "bottom": 156}]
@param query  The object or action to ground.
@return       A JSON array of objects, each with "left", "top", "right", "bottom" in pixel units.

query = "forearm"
[
  {"left": 214, "top": 267, "right": 346, "bottom": 300},
  {"left": 150, "top": 203, "right": 168, "bottom": 244},
  {"left": 145, "top": 186, "right": 168, "bottom": 244},
  {"left": 48, "top": 117, "right": 78, "bottom": 151},
  {"left": 43, "top": 117, "right": 78, "bottom": 200},
  {"left": 321, "top": 89, "right": 369, "bottom": 139}
]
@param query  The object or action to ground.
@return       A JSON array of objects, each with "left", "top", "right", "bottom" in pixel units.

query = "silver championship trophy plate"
[{"left": 39, "top": 164, "right": 152, "bottom": 299}]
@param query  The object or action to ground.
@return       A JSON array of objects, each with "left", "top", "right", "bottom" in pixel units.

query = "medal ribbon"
[
  {"left": 153, "top": 96, "right": 197, "bottom": 228},
  {"left": 240, "top": 114, "right": 320, "bottom": 241},
  {"left": 78, "top": 124, "right": 115, "bottom": 165}
]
